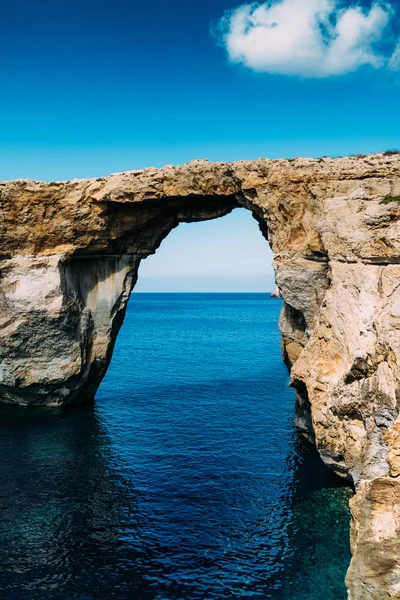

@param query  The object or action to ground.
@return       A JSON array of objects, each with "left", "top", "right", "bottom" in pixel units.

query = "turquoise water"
[{"left": 0, "top": 293, "right": 352, "bottom": 599}]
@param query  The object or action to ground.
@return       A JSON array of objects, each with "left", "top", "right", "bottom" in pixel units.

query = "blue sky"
[
  {"left": 2, "top": 0, "right": 399, "bottom": 290},
  {"left": 135, "top": 209, "right": 275, "bottom": 292}
]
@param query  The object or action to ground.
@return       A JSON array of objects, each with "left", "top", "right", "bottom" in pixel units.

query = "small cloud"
[
  {"left": 389, "top": 42, "right": 400, "bottom": 69},
  {"left": 215, "top": 0, "right": 399, "bottom": 77}
]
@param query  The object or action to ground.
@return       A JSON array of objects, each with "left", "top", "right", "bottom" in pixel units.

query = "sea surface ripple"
[{"left": 0, "top": 293, "right": 352, "bottom": 599}]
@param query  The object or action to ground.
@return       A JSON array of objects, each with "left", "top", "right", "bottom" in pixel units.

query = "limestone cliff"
[{"left": 1, "top": 153, "right": 400, "bottom": 598}]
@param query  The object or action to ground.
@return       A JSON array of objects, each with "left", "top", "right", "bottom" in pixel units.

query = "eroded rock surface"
[{"left": 1, "top": 153, "right": 400, "bottom": 598}]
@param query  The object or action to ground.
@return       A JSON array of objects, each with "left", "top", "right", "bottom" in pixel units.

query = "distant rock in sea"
[{"left": 271, "top": 285, "right": 281, "bottom": 298}]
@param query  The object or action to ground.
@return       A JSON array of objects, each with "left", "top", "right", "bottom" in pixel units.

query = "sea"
[{"left": 0, "top": 293, "right": 352, "bottom": 600}]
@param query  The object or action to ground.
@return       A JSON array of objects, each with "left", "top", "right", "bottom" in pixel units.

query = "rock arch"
[{"left": 1, "top": 154, "right": 400, "bottom": 598}]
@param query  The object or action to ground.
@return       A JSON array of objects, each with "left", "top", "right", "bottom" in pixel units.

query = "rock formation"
[
  {"left": 271, "top": 284, "right": 281, "bottom": 298},
  {"left": 1, "top": 153, "right": 400, "bottom": 598}
]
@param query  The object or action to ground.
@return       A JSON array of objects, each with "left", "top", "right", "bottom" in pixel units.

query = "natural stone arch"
[
  {"left": 1, "top": 154, "right": 400, "bottom": 599},
  {"left": 61, "top": 195, "right": 260, "bottom": 406}
]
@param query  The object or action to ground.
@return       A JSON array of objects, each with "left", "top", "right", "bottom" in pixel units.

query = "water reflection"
[
  {"left": 0, "top": 405, "right": 149, "bottom": 599},
  {"left": 278, "top": 438, "right": 352, "bottom": 599},
  {"left": 0, "top": 404, "right": 351, "bottom": 600}
]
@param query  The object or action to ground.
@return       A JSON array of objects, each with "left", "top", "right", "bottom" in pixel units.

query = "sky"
[
  {"left": 135, "top": 209, "right": 275, "bottom": 292},
  {"left": 2, "top": 0, "right": 400, "bottom": 291}
]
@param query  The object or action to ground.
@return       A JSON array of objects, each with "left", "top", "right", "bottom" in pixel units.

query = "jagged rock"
[{"left": 1, "top": 152, "right": 400, "bottom": 598}]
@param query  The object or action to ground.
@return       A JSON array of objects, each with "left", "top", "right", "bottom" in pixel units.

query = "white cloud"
[{"left": 216, "top": 0, "right": 398, "bottom": 77}]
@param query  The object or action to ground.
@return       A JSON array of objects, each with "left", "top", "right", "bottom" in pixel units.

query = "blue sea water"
[{"left": 0, "top": 293, "right": 352, "bottom": 600}]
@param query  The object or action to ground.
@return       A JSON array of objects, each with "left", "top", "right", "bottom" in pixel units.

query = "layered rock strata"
[{"left": 1, "top": 153, "right": 400, "bottom": 598}]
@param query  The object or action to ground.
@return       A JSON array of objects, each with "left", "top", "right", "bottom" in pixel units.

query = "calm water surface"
[{"left": 0, "top": 293, "right": 352, "bottom": 599}]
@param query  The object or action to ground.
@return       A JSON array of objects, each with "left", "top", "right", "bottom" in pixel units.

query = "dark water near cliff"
[{"left": 0, "top": 293, "right": 352, "bottom": 600}]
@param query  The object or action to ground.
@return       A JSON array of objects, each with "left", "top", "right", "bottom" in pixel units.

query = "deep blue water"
[{"left": 0, "top": 293, "right": 352, "bottom": 600}]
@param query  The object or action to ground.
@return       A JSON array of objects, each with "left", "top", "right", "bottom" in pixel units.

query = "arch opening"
[{"left": 92, "top": 208, "right": 352, "bottom": 600}]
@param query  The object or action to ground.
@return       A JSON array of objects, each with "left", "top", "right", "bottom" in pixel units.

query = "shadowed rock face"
[{"left": 1, "top": 153, "right": 400, "bottom": 598}]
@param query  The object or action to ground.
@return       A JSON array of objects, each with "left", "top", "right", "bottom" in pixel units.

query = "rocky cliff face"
[{"left": 1, "top": 153, "right": 400, "bottom": 598}]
